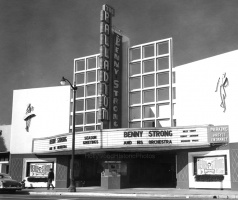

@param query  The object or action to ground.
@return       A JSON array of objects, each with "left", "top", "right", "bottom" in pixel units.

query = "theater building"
[{"left": 8, "top": 5, "right": 238, "bottom": 190}]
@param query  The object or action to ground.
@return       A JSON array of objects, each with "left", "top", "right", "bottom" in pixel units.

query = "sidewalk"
[{"left": 20, "top": 187, "right": 238, "bottom": 199}]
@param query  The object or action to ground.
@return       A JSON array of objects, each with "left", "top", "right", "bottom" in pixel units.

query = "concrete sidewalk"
[{"left": 19, "top": 187, "right": 238, "bottom": 199}]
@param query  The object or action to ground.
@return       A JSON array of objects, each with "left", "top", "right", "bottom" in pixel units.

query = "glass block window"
[
  {"left": 73, "top": 54, "right": 101, "bottom": 131},
  {"left": 129, "top": 38, "right": 175, "bottom": 128}
]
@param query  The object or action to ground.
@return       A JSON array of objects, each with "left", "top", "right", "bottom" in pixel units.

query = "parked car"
[{"left": 0, "top": 173, "right": 22, "bottom": 192}]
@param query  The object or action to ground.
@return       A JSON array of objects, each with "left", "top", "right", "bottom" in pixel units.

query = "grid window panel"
[
  {"left": 156, "top": 103, "right": 170, "bottom": 118},
  {"left": 86, "top": 84, "right": 96, "bottom": 96},
  {"left": 143, "top": 74, "right": 154, "bottom": 88},
  {"left": 143, "top": 89, "right": 154, "bottom": 103},
  {"left": 143, "top": 59, "right": 154, "bottom": 73},
  {"left": 157, "top": 56, "right": 169, "bottom": 71},
  {"left": 76, "top": 86, "right": 84, "bottom": 98},
  {"left": 130, "top": 62, "right": 141, "bottom": 76},
  {"left": 143, "top": 120, "right": 155, "bottom": 128},
  {"left": 75, "top": 113, "right": 83, "bottom": 125},
  {"left": 143, "top": 44, "right": 154, "bottom": 58},
  {"left": 130, "top": 47, "right": 141, "bottom": 61},
  {"left": 129, "top": 122, "right": 141, "bottom": 128},
  {"left": 130, "top": 77, "right": 141, "bottom": 90},
  {"left": 157, "top": 119, "right": 170, "bottom": 127},
  {"left": 76, "top": 99, "right": 84, "bottom": 111},
  {"left": 86, "top": 98, "right": 95, "bottom": 110},
  {"left": 130, "top": 107, "right": 141, "bottom": 120},
  {"left": 130, "top": 91, "right": 141, "bottom": 105},
  {"left": 157, "top": 42, "right": 169, "bottom": 55},
  {"left": 143, "top": 105, "right": 155, "bottom": 118},
  {"left": 85, "top": 112, "right": 95, "bottom": 124},
  {"left": 87, "top": 57, "right": 96, "bottom": 69},
  {"left": 86, "top": 71, "right": 96, "bottom": 83},
  {"left": 75, "top": 60, "right": 85, "bottom": 71},
  {"left": 157, "top": 72, "right": 169, "bottom": 86},
  {"left": 157, "top": 87, "right": 169, "bottom": 101},
  {"left": 76, "top": 73, "right": 85, "bottom": 84}
]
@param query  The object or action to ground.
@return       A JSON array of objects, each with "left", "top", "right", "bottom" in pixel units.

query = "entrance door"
[{"left": 128, "top": 153, "right": 176, "bottom": 188}]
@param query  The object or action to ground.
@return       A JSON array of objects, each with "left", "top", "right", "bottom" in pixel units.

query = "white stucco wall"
[
  {"left": 175, "top": 50, "right": 238, "bottom": 143},
  {"left": 10, "top": 86, "right": 71, "bottom": 154}
]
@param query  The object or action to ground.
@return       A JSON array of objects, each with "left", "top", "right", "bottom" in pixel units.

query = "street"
[{"left": 0, "top": 192, "right": 232, "bottom": 200}]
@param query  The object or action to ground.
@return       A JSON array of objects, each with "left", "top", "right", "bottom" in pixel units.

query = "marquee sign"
[{"left": 32, "top": 126, "right": 222, "bottom": 153}]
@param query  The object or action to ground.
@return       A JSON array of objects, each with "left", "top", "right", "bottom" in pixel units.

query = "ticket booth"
[{"left": 101, "top": 161, "right": 127, "bottom": 189}]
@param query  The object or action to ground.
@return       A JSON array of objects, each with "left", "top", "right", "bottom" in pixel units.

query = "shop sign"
[
  {"left": 208, "top": 125, "right": 229, "bottom": 144},
  {"left": 30, "top": 163, "right": 53, "bottom": 177}
]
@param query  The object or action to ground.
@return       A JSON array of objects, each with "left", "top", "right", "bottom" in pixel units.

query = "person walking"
[{"left": 47, "top": 168, "right": 54, "bottom": 190}]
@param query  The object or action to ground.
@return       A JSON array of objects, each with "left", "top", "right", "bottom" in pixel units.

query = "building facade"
[{"left": 8, "top": 4, "right": 238, "bottom": 190}]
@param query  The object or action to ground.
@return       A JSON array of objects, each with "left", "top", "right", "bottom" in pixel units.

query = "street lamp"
[{"left": 60, "top": 76, "right": 77, "bottom": 192}]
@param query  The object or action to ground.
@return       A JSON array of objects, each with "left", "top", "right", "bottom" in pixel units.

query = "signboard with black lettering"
[{"left": 208, "top": 125, "right": 229, "bottom": 144}]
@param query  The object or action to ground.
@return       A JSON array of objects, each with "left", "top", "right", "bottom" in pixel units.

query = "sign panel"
[
  {"left": 195, "top": 156, "right": 226, "bottom": 175},
  {"left": 102, "top": 127, "right": 209, "bottom": 148},
  {"left": 29, "top": 163, "right": 53, "bottom": 177},
  {"left": 208, "top": 125, "right": 229, "bottom": 143}
]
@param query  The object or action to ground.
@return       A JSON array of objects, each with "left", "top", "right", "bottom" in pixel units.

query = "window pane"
[
  {"left": 129, "top": 122, "right": 141, "bottom": 128},
  {"left": 86, "top": 112, "right": 95, "bottom": 124},
  {"left": 75, "top": 60, "right": 85, "bottom": 71},
  {"left": 76, "top": 86, "right": 84, "bottom": 98},
  {"left": 87, "top": 57, "right": 96, "bottom": 69},
  {"left": 157, "top": 42, "right": 169, "bottom": 55},
  {"left": 143, "top": 120, "right": 155, "bottom": 128},
  {"left": 143, "top": 59, "right": 154, "bottom": 73},
  {"left": 75, "top": 113, "right": 83, "bottom": 125},
  {"left": 130, "top": 62, "right": 141, "bottom": 76},
  {"left": 157, "top": 119, "right": 170, "bottom": 127},
  {"left": 75, "top": 127, "right": 83, "bottom": 132},
  {"left": 143, "top": 74, "right": 154, "bottom": 88},
  {"left": 157, "top": 87, "right": 169, "bottom": 101},
  {"left": 130, "top": 92, "right": 141, "bottom": 104},
  {"left": 130, "top": 77, "right": 141, "bottom": 90},
  {"left": 143, "top": 105, "right": 155, "bottom": 118},
  {"left": 130, "top": 47, "right": 140, "bottom": 61},
  {"left": 143, "top": 90, "right": 154, "bottom": 103},
  {"left": 86, "top": 98, "right": 95, "bottom": 110},
  {"left": 87, "top": 71, "right": 96, "bottom": 83},
  {"left": 76, "top": 100, "right": 84, "bottom": 111},
  {"left": 157, "top": 72, "right": 169, "bottom": 86},
  {"left": 85, "top": 126, "right": 95, "bottom": 131},
  {"left": 86, "top": 84, "right": 96, "bottom": 96},
  {"left": 76, "top": 73, "right": 84, "bottom": 84},
  {"left": 173, "top": 87, "right": 176, "bottom": 99},
  {"left": 157, "top": 57, "right": 169, "bottom": 71},
  {"left": 172, "top": 72, "right": 176, "bottom": 83},
  {"left": 130, "top": 107, "right": 141, "bottom": 120},
  {"left": 143, "top": 45, "right": 154, "bottom": 58},
  {"left": 157, "top": 103, "right": 170, "bottom": 118}
]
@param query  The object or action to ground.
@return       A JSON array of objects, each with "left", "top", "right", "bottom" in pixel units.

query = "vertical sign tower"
[{"left": 99, "top": 5, "right": 122, "bottom": 129}]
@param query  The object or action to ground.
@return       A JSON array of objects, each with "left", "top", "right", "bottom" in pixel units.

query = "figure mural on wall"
[
  {"left": 24, "top": 103, "right": 36, "bottom": 132},
  {"left": 215, "top": 73, "right": 229, "bottom": 112}
]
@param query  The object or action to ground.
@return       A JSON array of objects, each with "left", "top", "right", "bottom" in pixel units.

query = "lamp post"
[{"left": 60, "top": 76, "right": 77, "bottom": 192}]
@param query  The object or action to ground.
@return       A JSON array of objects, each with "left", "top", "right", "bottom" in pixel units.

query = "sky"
[{"left": 0, "top": 0, "right": 238, "bottom": 125}]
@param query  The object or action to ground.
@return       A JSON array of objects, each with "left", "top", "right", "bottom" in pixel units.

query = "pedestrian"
[{"left": 47, "top": 168, "right": 54, "bottom": 190}]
